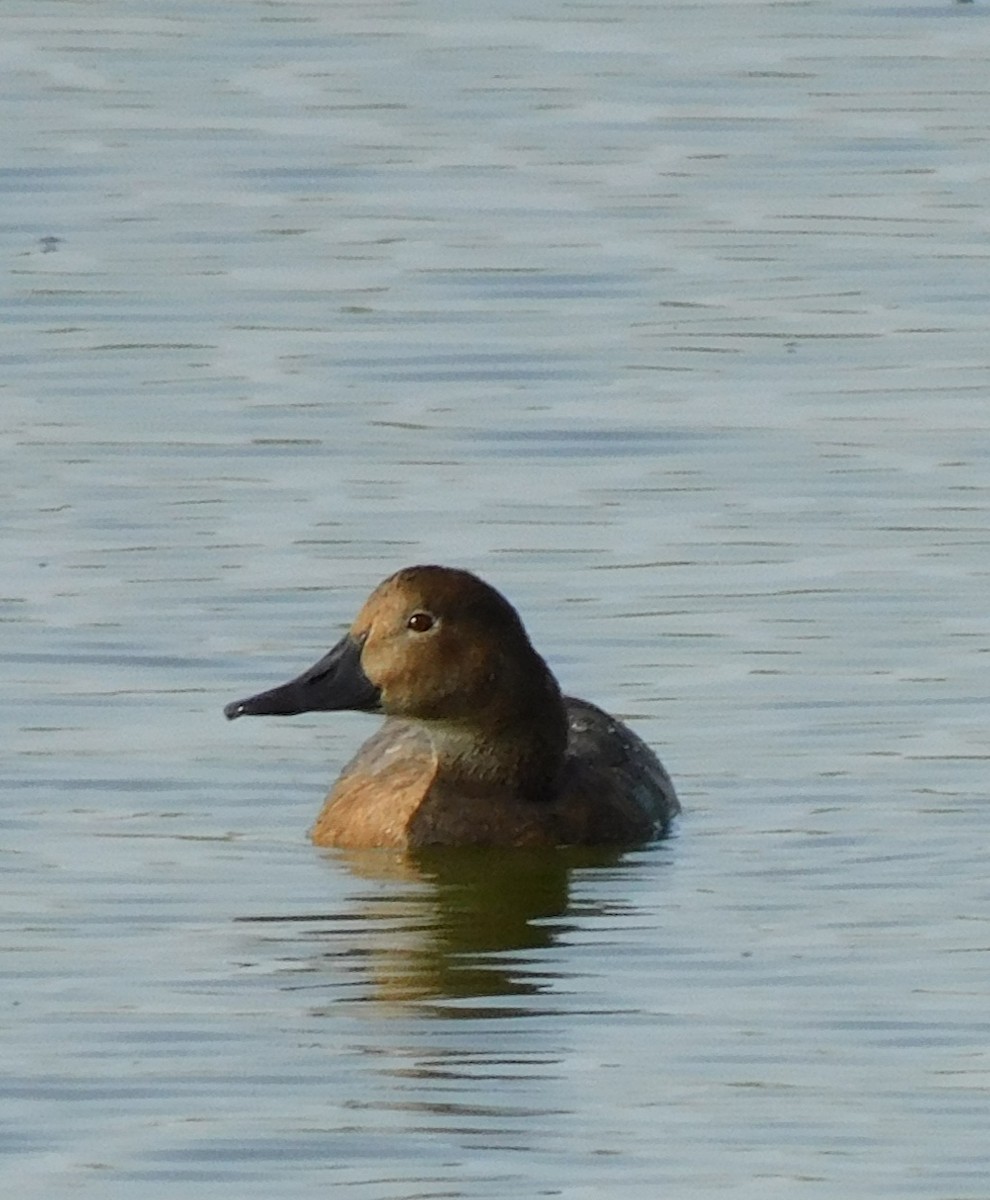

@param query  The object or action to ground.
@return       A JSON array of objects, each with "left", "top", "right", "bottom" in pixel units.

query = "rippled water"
[{"left": 3, "top": 1, "right": 989, "bottom": 1197}]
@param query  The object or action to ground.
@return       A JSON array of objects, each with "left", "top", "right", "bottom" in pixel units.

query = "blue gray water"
[{"left": 3, "top": 1, "right": 989, "bottom": 1197}]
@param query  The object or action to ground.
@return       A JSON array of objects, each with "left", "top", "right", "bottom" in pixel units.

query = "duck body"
[{"left": 225, "top": 566, "right": 679, "bottom": 849}]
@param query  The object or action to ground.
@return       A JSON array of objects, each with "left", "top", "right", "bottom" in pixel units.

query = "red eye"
[{"left": 406, "top": 611, "right": 435, "bottom": 633}]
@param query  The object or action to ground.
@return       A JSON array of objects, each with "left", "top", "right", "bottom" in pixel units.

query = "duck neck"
[{"left": 424, "top": 664, "right": 569, "bottom": 803}]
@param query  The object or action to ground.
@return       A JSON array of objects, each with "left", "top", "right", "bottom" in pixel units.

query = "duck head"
[{"left": 224, "top": 565, "right": 563, "bottom": 734}]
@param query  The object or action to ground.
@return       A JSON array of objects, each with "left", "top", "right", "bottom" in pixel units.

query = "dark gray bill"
[{"left": 224, "top": 633, "right": 380, "bottom": 719}]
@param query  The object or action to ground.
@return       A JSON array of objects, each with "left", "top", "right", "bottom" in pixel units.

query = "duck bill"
[{"left": 224, "top": 634, "right": 380, "bottom": 719}]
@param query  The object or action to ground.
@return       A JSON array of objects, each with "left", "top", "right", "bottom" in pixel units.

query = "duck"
[{"left": 224, "top": 566, "right": 679, "bottom": 848}]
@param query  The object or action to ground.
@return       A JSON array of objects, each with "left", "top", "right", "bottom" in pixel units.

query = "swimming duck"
[{"left": 224, "top": 566, "right": 679, "bottom": 848}]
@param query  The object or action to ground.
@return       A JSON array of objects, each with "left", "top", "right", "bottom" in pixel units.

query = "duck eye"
[{"left": 406, "top": 611, "right": 435, "bottom": 633}]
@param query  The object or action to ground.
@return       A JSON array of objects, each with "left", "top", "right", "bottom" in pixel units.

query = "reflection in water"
[
  {"left": 242, "top": 847, "right": 630, "bottom": 1013},
  {"left": 237, "top": 849, "right": 649, "bottom": 1175}
]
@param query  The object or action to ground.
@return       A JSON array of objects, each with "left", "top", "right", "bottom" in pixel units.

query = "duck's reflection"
[
  {"left": 244, "top": 847, "right": 631, "bottom": 1013},
  {"left": 336, "top": 847, "right": 633, "bottom": 1011}
]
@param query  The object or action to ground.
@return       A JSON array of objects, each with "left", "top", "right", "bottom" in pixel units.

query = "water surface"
[{"left": 3, "top": 1, "right": 989, "bottom": 1197}]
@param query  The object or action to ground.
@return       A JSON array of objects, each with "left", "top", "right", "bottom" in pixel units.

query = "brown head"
[{"left": 225, "top": 566, "right": 569, "bottom": 799}]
